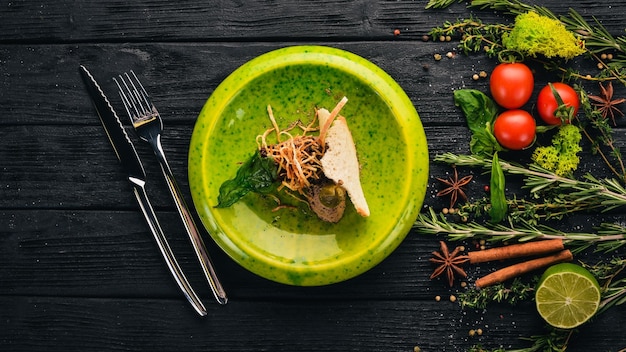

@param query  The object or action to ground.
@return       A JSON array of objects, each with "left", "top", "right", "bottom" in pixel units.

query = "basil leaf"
[
  {"left": 489, "top": 152, "right": 507, "bottom": 223},
  {"left": 453, "top": 89, "right": 502, "bottom": 156},
  {"left": 216, "top": 151, "right": 278, "bottom": 208}
]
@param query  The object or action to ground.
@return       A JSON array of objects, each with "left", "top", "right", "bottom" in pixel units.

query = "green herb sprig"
[
  {"left": 416, "top": 207, "right": 625, "bottom": 253},
  {"left": 428, "top": 17, "right": 511, "bottom": 57},
  {"left": 427, "top": 0, "right": 626, "bottom": 83},
  {"left": 457, "top": 277, "right": 536, "bottom": 309},
  {"left": 472, "top": 0, "right": 626, "bottom": 83},
  {"left": 584, "top": 257, "right": 626, "bottom": 314},
  {"left": 434, "top": 153, "right": 626, "bottom": 211},
  {"left": 576, "top": 85, "right": 626, "bottom": 183}
]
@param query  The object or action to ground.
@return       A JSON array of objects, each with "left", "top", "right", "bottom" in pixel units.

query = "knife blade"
[
  {"left": 79, "top": 65, "right": 207, "bottom": 316},
  {"left": 79, "top": 66, "right": 145, "bottom": 181}
]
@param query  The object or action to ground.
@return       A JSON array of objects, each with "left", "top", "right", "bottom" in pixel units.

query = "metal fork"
[{"left": 114, "top": 71, "right": 227, "bottom": 305}]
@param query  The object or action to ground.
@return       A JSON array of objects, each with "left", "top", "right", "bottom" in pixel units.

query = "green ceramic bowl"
[{"left": 189, "top": 46, "right": 428, "bottom": 286}]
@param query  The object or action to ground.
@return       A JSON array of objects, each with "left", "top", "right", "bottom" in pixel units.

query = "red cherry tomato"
[
  {"left": 536, "top": 82, "right": 580, "bottom": 125},
  {"left": 490, "top": 63, "right": 534, "bottom": 109},
  {"left": 493, "top": 110, "right": 536, "bottom": 150}
]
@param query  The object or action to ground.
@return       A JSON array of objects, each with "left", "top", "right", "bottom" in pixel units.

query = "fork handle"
[
  {"left": 151, "top": 137, "right": 228, "bottom": 305},
  {"left": 130, "top": 178, "right": 207, "bottom": 316}
]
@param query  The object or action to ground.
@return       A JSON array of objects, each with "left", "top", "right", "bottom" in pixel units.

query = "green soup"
[{"left": 189, "top": 46, "right": 428, "bottom": 286}]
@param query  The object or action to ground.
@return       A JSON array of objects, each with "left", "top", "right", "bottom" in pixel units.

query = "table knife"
[{"left": 78, "top": 65, "right": 207, "bottom": 316}]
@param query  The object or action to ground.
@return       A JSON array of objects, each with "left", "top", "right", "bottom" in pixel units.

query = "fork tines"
[{"left": 114, "top": 71, "right": 159, "bottom": 125}]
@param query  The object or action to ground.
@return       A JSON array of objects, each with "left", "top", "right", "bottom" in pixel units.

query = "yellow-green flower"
[
  {"left": 502, "top": 12, "right": 585, "bottom": 59},
  {"left": 532, "top": 124, "right": 582, "bottom": 176}
]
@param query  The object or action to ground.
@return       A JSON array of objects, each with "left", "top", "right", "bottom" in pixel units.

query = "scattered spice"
[
  {"left": 429, "top": 240, "right": 571, "bottom": 288},
  {"left": 434, "top": 53, "right": 442, "bottom": 61},
  {"left": 436, "top": 166, "right": 473, "bottom": 208},
  {"left": 588, "top": 81, "right": 625, "bottom": 126},
  {"left": 429, "top": 241, "right": 470, "bottom": 286},
  {"left": 475, "top": 249, "right": 573, "bottom": 288},
  {"left": 393, "top": 29, "right": 401, "bottom": 36},
  {"left": 449, "top": 294, "right": 457, "bottom": 302}
]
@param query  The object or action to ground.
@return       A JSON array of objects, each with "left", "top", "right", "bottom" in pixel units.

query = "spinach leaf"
[
  {"left": 453, "top": 89, "right": 502, "bottom": 156},
  {"left": 216, "top": 151, "right": 278, "bottom": 208},
  {"left": 489, "top": 152, "right": 507, "bottom": 223}
]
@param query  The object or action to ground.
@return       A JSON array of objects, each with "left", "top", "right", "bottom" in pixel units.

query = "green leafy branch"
[
  {"left": 417, "top": 153, "right": 626, "bottom": 252},
  {"left": 426, "top": 0, "right": 626, "bottom": 83},
  {"left": 415, "top": 207, "right": 625, "bottom": 253},
  {"left": 434, "top": 153, "right": 626, "bottom": 211},
  {"left": 576, "top": 85, "right": 626, "bottom": 183},
  {"left": 472, "top": 0, "right": 626, "bottom": 84}
]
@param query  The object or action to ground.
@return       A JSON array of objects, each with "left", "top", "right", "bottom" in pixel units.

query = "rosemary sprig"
[
  {"left": 425, "top": 0, "right": 464, "bottom": 10},
  {"left": 584, "top": 257, "right": 626, "bottom": 314},
  {"left": 434, "top": 153, "right": 626, "bottom": 210},
  {"left": 415, "top": 207, "right": 625, "bottom": 253}
]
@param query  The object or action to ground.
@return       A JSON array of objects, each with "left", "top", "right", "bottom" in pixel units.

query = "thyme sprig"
[
  {"left": 456, "top": 196, "right": 604, "bottom": 224},
  {"left": 428, "top": 17, "right": 511, "bottom": 57},
  {"left": 458, "top": 277, "right": 536, "bottom": 309}
]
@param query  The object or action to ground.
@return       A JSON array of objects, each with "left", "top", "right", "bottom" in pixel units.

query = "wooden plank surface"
[{"left": 1, "top": 1, "right": 625, "bottom": 351}]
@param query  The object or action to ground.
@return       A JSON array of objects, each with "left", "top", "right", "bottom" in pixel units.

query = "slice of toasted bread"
[{"left": 317, "top": 108, "right": 370, "bottom": 217}]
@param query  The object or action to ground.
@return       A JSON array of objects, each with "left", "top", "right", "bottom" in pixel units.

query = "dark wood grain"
[
  {"left": 1, "top": 296, "right": 624, "bottom": 352},
  {"left": 1, "top": 0, "right": 625, "bottom": 351}
]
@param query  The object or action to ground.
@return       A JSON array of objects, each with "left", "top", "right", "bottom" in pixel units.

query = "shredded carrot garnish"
[{"left": 257, "top": 98, "right": 347, "bottom": 195}]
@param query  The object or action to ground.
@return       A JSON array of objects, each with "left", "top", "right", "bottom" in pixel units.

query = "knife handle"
[
  {"left": 130, "top": 177, "right": 207, "bottom": 316},
  {"left": 151, "top": 137, "right": 228, "bottom": 305}
]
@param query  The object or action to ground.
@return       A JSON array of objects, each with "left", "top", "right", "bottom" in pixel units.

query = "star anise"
[
  {"left": 436, "top": 166, "right": 473, "bottom": 209},
  {"left": 588, "top": 81, "right": 625, "bottom": 126},
  {"left": 429, "top": 241, "right": 470, "bottom": 287}
]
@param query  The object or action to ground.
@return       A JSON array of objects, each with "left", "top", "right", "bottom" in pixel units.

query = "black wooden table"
[{"left": 1, "top": 1, "right": 625, "bottom": 351}]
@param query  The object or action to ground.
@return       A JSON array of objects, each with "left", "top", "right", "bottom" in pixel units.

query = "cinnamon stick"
[
  {"left": 475, "top": 249, "right": 573, "bottom": 288},
  {"left": 468, "top": 239, "right": 564, "bottom": 264}
]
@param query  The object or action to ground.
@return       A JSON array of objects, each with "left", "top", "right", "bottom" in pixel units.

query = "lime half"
[{"left": 535, "top": 263, "right": 601, "bottom": 329}]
